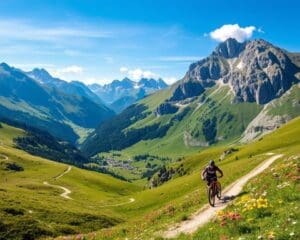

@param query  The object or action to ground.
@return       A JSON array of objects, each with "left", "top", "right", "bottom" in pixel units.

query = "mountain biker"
[{"left": 201, "top": 160, "right": 223, "bottom": 186}]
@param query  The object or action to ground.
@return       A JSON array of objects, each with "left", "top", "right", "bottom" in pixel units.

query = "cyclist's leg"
[{"left": 207, "top": 177, "right": 212, "bottom": 186}]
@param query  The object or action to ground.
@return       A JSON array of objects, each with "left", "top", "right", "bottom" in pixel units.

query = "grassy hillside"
[
  {"left": 123, "top": 85, "right": 262, "bottom": 156},
  {"left": 1, "top": 117, "right": 299, "bottom": 239},
  {"left": 0, "top": 123, "right": 140, "bottom": 239},
  {"left": 266, "top": 83, "right": 300, "bottom": 117},
  {"left": 61, "top": 117, "right": 300, "bottom": 239},
  {"left": 83, "top": 84, "right": 264, "bottom": 180}
]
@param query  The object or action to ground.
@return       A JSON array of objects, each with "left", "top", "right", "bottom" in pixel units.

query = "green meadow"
[{"left": 1, "top": 117, "right": 299, "bottom": 239}]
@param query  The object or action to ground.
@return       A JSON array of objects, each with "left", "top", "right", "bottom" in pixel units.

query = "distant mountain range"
[
  {"left": 1, "top": 38, "right": 299, "bottom": 158},
  {"left": 27, "top": 68, "right": 104, "bottom": 106},
  {"left": 89, "top": 78, "right": 168, "bottom": 112},
  {"left": 82, "top": 38, "right": 300, "bottom": 157},
  {"left": 0, "top": 63, "right": 168, "bottom": 144},
  {"left": 0, "top": 63, "right": 114, "bottom": 144}
]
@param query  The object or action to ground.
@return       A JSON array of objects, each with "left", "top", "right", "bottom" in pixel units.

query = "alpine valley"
[
  {"left": 82, "top": 38, "right": 300, "bottom": 179},
  {"left": 1, "top": 37, "right": 300, "bottom": 240},
  {"left": 0, "top": 64, "right": 167, "bottom": 144}
]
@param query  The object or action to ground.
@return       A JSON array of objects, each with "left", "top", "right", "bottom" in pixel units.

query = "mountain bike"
[{"left": 207, "top": 177, "right": 222, "bottom": 207}]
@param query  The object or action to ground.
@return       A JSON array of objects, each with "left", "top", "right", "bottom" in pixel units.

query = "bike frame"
[{"left": 207, "top": 177, "right": 222, "bottom": 207}]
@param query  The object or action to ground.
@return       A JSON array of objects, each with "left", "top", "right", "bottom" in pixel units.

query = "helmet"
[{"left": 209, "top": 160, "right": 215, "bottom": 166}]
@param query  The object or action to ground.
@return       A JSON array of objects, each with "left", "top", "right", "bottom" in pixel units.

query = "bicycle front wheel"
[{"left": 208, "top": 187, "right": 215, "bottom": 207}]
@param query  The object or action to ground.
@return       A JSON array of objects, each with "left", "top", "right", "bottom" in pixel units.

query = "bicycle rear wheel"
[{"left": 217, "top": 182, "right": 222, "bottom": 199}]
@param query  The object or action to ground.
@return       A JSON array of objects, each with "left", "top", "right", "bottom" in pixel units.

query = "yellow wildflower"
[
  {"left": 217, "top": 210, "right": 224, "bottom": 216},
  {"left": 267, "top": 231, "right": 275, "bottom": 239}
]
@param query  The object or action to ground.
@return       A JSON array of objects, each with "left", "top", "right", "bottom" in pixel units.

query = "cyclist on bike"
[{"left": 201, "top": 160, "right": 223, "bottom": 186}]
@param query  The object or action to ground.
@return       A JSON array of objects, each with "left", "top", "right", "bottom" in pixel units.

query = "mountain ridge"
[
  {"left": 170, "top": 38, "right": 299, "bottom": 104},
  {"left": 27, "top": 68, "right": 105, "bottom": 106},
  {"left": 82, "top": 38, "right": 300, "bottom": 162},
  {"left": 0, "top": 63, "right": 114, "bottom": 143}
]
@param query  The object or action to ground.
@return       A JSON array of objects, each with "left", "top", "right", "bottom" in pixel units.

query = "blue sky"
[{"left": 0, "top": 0, "right": 299, "bottom": 84}]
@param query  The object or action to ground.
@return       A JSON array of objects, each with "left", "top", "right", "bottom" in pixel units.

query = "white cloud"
[
  {"left": 120, "top": 66, "right": 128, "bottom": 73},
  {"left": 59, "top": 65, "right": 83, "bottom": 74},
  {"left": 0, "top": 19, "right": 112, "bottom": 42},
  {"left": 49, "top": 65, "right": 84, "bottom": 81},
  {"left": 128, "top": 69, "right": 157, "bottom": 80},
  {"left": 120, "top": 67, "right": 157, "bottom": 80},
  {"left": 119, "top": 67, "right": 179, "bottom": 83},
  {"left": 163, "top": 77, "right": 178, "bottom": 84},
  {"left": 209, "top": 24, "right": 256, "bottom": 42}
]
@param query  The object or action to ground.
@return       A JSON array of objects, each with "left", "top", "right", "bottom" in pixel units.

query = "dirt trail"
[
  {"left": 43, "top": 166, "right": 72, "bottom": 200},
  {"left": 0, "top": 139, "right": 72, "bottom": 200},
  {"left": 99, "top": 198, "right": 135, "bottom": 208},
  {"left": 43, "top": 181, "right": 72, "bottom": 199},
  {"left": 0, "top": 154, "right": 8, "bottom": 160},
  {"left": 163, "top": 154, "right": 283, "bottom": 238},
  {"left": 54, "top": 166, "right": 72, "bottom": 180}
]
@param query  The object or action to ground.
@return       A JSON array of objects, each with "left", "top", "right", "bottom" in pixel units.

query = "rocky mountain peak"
[
  {"left": 169, "top": 38, "right": 299, "bottom": 104},
  {"left": 214, "top": 38, "right": 246, "bottom": 58},
  {"left": 108, "top": 78, "right": 135, "bottom": 89},
  {"left": 0, "top": 62, "right": 11, "bottom": 70},
  {"left": 31, "top": 68, "right": 51, "bottom": 76},
  {"left": 139, "top": 78, "right": 168, "bottom": 89},
  {"left": 0, "top": 63, "right": 17, "bottom": 75},
  {"left": 27, "top": 68, "right": 54, "bottom": 84},
  {"left": 29, "top": 68, "right": 52, "bottom": 79}
]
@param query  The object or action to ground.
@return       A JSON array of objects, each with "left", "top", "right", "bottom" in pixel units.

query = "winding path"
[
  {"left": 54, "top": 166, "right": 72, "bottom": 180},
  {"left": 99, "top": 198, "right": 135, "bottom": 208},
  {"left": 0, "top": 138, "right": 72, "bottom": 200},
  {"left": 0, "top": 154, "right": 8, "bottom": 160},
  {"left": 163, "top": 154, "right": 283, "bottom": 238},
  {"left": 43, "top": 166, "right": 72, "bottom": 200}
]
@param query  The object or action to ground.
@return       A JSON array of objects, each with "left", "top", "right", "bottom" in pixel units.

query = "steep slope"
[
  {"left": 241, "top": 83, "right": 300, "bottom": 142},
  {"left": 27, "top": 68, "right": 105, "bottom": 106},
  {"left": 0, "top": 118, "right": 89, "bottom": 167},
  {"left": 0, "top": 122, "right": 140, "bottom": 239},
  {"left": 89, "top": 77, "right": 168, "bottom": 112},
  {"left": 109, "top": 95, "right": 137, "bottom": 114},
  {"left": 0, "top": 63, "right": 114, "bottom": 143},
  {"left": 82, "top": 39, "right": 300, "bottom": 161}
]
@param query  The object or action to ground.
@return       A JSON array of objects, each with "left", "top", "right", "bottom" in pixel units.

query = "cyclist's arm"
[
  {"left": 201, "top": 168, "right": 207, "bottom": 179},
  {"left": 216, "top": 167, "right": 223, "bottom": 177}
]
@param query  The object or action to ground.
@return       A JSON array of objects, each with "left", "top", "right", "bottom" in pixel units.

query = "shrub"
[{"left": 3, "top": 162, "right": 24, "bottom": 172}]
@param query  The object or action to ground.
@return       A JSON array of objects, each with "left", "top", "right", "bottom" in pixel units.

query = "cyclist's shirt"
[{"left": 204, "top": 165, "right": 221, "bottom": 179}]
